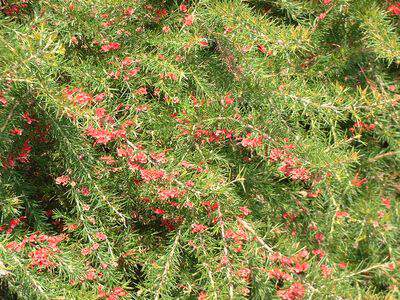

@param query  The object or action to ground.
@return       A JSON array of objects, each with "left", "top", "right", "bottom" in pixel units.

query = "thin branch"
[
  {"left": 154, "top": 229, "right": 181, "bottom": 300},
  {"left": 237, "top": 218, "right": 273, "bottom": 253},
  {"left": 0, "top": 100, "right": 19, "bottom": 133},
  {"left": 217, "top": 206, "right": 234, "bottom": 300},
  {"left": 368, "top": 151, "right": 399, "bottom": 162}
]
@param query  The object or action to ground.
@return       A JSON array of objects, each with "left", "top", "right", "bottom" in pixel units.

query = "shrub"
[{"left": 0, "top": 0, "right": 399, "bottom": 299}]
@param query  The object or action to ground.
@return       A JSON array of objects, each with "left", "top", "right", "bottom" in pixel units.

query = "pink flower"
[
  {"left": 320, "top": 264, "right": 332, "bottom": 278},
  {"left": 55, "top": 175, "right": 70, "bottom": 186},
  {"left": 277, "top": 282, "right": 305, "bottom": 300},
  {"left": 237, "top": 268, "right": 251, "bottom": 281},
  {"left": 135, "top": 87, "right": 147, "bottom": 95},
  {"left": 81, "top": 247, "right": 92, "bottom": 256},
  {"left": 140, "top": 169, "right": 165, "bottom": 182},
  {"left": 268, "top": 268, "right": 292, "bottom": 281},
  {"left": 224, "top": 93, "right": 234, "bottom": 105},
  {"left": 158, "top": 188, "right": 181, "bottom": 200},
  {"left": 0, "top": 94, "right": 7, "bottom": 106},
  {"left": 191, "top": 223, "right": 208, "bottom": 234},
  {"left": 183, "top": 14, "right": 194, "bottom": 26},
  {"left": 270, "top": 148, "right": 285, "bottom": 162},
  {"left": 315, "top": 232, "right": 324, "bottom": 244},
  {"left": 81, "top": 186, "right": 90, "bottom": 196},
  {"left": 101, "top": 42, "right": 120, "bottom": 52},
  {"left": 381, "top": 197, "right": 391, "bottom": 209},
  {"left": 336, "top": 211, "right": 349, "bottom": 218},
  {"left": 179, "top": 4, "right": 188, "bottom": 12},
  {"left": 95, "top": 232, "right": 107, "bottom": 241},
  {"left": 239, "top": 206, "right": 252, "bottom": 216},
  {"left": 289, "top": 168, "right": 310, "bottom": 181},
  {"left": 294, "top": 262, "right": 309, "bottom": 274}
]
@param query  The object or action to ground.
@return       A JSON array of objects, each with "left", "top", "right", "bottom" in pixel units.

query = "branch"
[
  {"left": 368, "top": 151, "right": 399, "bottom": 162},
  {"left": 237, "top": 218, "right": 273, "bottom": 253},
  {"left": 217, "top": 206, "right": 234, "bottom": 300},
  {"left": 154, "top": 229, "right": 181, "bottom": 300}
]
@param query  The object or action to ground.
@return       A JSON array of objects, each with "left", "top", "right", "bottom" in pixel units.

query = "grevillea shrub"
[{"left": 0, "top": 0, "right": 399, "bottom": 299}]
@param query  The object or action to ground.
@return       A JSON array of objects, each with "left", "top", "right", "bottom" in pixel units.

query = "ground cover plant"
[{"left": 0, "top": 0, "right": 399, "bottom": 299}]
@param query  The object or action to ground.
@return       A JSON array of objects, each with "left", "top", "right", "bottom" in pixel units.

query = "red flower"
[
  {"left": 101, "top": 42, "right": 120, "bottom": 52},
  {"left": 294, "top": 262, "right": 309, "bottom": 274},
  {"left": 318, "top": 12, "right": 327, "bottom": 20},
  {"left": 86, "top": 269, "right": 96, "bottom": 281},
  {"left": 277, "top": 282, "right": 305, "bottom": 300},
  {"left": 10, "top": 128, "right": 23, "bottom": 135},
  {"left": 224, "top": 93, "right": 234, "bottom": 105},
  {"left": 289, "top": 168, "right": 310, "bottom": 181},
  {"left": 135, "top": 87, "right": 148, "bottom": 95},
  {"left": 239, "top": 206, "right": 252, "bottom": 216},
  {"left": 237, "top": 268, "right": 251, "bottom": 281},
  {"left": 0, "top": 94, "right": 7, "bottom": 106},
  {"left": 81, "top": 186, "right": 90, "bottom": 196},
  {"left": 179, "top": 4, "right": 188, "bottom": 12},
  {"left": 381, "top": 197, "right": 391, "bottom": 209},
  {"left": 183, "top": 14, "right": 194, "bottom": 26},
  {"left": 268, "top": 268, "right": 293, "bottom": 281},
  {"left": 315, "top": 232, "right": 324, "bottom": 244},
  {"left": 153, "top": 208, "right": 165, "bottom": 215},
  {"left": 240, "top": 134, "right": 263, "bottom": 148},
  {"left": 111, "top": 287, "right": 127, "bottom": 297},
  {"left": 86, "top": 125, "right": 114, "bottom": 145},
  {"left": 199, "top": 39, "right": 209, "bottom": 47},
  {"left": 81, "top": 247, "right": 92, "bottom": 256},
  {"left": 323, "top": 0, "right": 332, "bottom": 4},
  {"left": 258, "top": 44, "right": 267, "bottom": 53},
  {"left": 29, "top": 248, "right": 56, "bottom": 269},
  {"left": 351, "top": 173, "right": 367, "bottom": 187},
  {"left": 336, "top": 211, "right": 349, "bottom": 218},
  {"left": 98, "top": 286, "right": 107, "bottom": 298},
  {"left": 95, "top": 232, "right": 107, "bottom": 241},
  {"left": 140, "top": 169, "right": 165, "bottom": 182},
  {"left": 191, "top": 223, "right": 208, "bottom": 234},
  {"left": 320, "top": 264, "right": 332, "bottom": 278},
  {"left": 388, "top": 4, "right": 400, "bottom": 15},
  {"left": 158, "top": 188, "right": 181, "bottom": 200},
  {"left": 21, "top": 112, "right": 36, "bottom": 124},
  {"left": 55, "top": 175, "right": 70, "bottom": 186}
]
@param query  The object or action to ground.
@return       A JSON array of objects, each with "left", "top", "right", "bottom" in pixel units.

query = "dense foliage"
[{"left": 0, "top": 0, "right": 399, "bottom": 299}]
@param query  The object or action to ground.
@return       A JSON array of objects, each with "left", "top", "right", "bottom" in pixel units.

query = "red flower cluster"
[
  {"left": 29, "top": 248, "right": 57, "bottom": 270},
  {"left": 101, "top": 42, "right": 121, "bottom": 52},
  {"left": 0, "top": 216, "right": 26, "bottom": 234},
  {"left": 388, "top": 3, "right": 400, "bottom": 15},
  {"left": 349, "top": 121, "right": 375, "bottom": 134},
  {"left": 191, "top": 223, "right": 208, "bottom": 233},
  {"left": 277, "top": 282, "right": 305, "bottom": 300},
  {"left": 270, "top": 147, "right": 311, "bottom": 182}
]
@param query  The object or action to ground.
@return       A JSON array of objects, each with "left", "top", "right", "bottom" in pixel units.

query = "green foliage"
[{"left": 0, "top": 0, "right": 399, "bottom": 299}]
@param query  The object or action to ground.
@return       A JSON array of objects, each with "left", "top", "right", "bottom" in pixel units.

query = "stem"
[
  {"left": 217, "top": 206, "right": 234, "bottom": 300},
  {"left": 237, "top": 218, "right": 273, "bottom": 253},
  {"left": 154, "top": 229, "right": 181, "bottom": 300}
]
